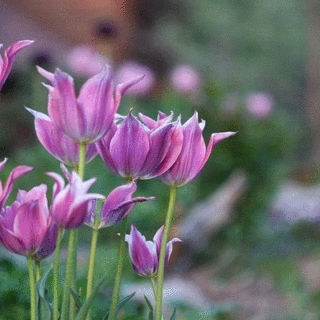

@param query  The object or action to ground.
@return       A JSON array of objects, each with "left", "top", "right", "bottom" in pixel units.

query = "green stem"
[
  {"left": 78, "top": 143, "right": 87, "bottom": 180},
  {"left": 60, "top": 229, "right": 77, "bottom": 320},
  {"left": 67, "top": 142, "right": 86, "bottom": 319},
  {"left": 108, "top": 216, "right": 129, "bottom": 320},
  {"left": 53, "top": 227, "right": 64, "bottom": 320},
  {"left": 35, "top": 260, "right": 41, "bottom": 281},
  {"left": 150, "top": 277, "right": 157, "bottom": 299},
  {"left": 155, "top": 186, "right": 177, "bottom": 320},
  {"left": 27, "top": 256, "right": 37, "bottom": 320},
  {"left": 85, "top": 227, "right": 99, "bottom": 320}
]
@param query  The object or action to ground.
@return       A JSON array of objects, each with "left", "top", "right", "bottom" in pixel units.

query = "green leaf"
[
  {"left": 169, "top": 307, "right": 177, "bottom": 320},
  {"left": 75, "top": 274, "right": 108, "bottom": 320},
  {"left": 103, "top": 292, "right": 136, "bottom": 320},
  {"left": 36, "top": 265, "right": 53, "bottom": 320},
  {"left": 116, "top": 292, "right": 136, "bottom": 315},
  {"left": 144, "top": 295, "right": 154, "bottom": 320},
  {"left": 70, "top": 287, "right": 83, "bottom": 311}
]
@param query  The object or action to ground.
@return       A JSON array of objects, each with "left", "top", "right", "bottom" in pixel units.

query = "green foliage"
[{"left": 0, "top": 252, "right": 30, "bottom": 319}]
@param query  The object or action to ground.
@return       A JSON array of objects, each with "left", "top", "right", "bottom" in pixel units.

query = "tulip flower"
[
  {"left": 86, "top": 180, "right": 156, "bottom": 228},
  {"left": 125, "top": 224, "right": 181, "bottom": 277},
  {"left": 0, "top": 40, "right": 34, "bottom": 90},
  {"left": 96, "top": 112, "right": 183, "bottom": 180},
  {"left": 159, "top": 112, "right": 236, "bottom": 187},
  {"left": 0, "top": 184, "right": 58, "bottom": 260},
  {"left": 47, "top": 165, "right": 104, "bottom": 229},
  {"left": 0, "top": 158, "right": 33, "bottom": 209},
  {"left": 37, "top": 65, "right": 143, "bottom": 144},
  {"left": 26, "top": 108, "right": 97, "bottom": 167}
]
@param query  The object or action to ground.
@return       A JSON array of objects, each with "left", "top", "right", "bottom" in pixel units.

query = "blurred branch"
[{"left": 175, "top": 170, "right": 247, "bottom": 251}]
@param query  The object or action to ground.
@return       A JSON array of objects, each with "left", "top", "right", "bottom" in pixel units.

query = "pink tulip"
[
  {"left": 125, "top": 224, "right": 181, "bottom": 277},
  {"left": 47, "top": 165, "right": 104, "bottom": 229},
  {"left": 26, "top": 108, "right": 97, "bottom": 167},
  {"left": 96, "top": 112, "right": 183, "bottom": 180},
  {"left": 37, "top": 65, "right": 143, "bottom": 144},
  {"left": 0, "top": 184, "right": 58, "bottom": 260},
  {"left": 159, "top": 112, "right": 236, "bottom": 187},
  {"left": 86, "top": 180, "right": 155, "bottom": 228}
]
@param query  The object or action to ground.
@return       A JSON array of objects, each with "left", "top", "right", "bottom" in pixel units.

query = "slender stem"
[
  {"left": 155, "top": 186, "right": 177, "bottom": 320},
  {"left": 85, "top": 227, "right": 99, "bottom": 320},
  {"left": 60, "top": 229, "right": 77, "bottom": 320},
  {"left": 150, "top": 277, "right": 157, "bottom": 299},
  {"left": 78, "top": 143, "right": 87, "bottom": 179},
  {"left": 27, "top": 256, "right": 37, "bottom": 320},
  {"left": 35, "top": 260, "right": 41, "bottom": 281},
  {"left": 68, "top": 142, "right": 86, "bottom": 319},
  {"left": 53, "top": 227, "right": 64, "bottom": 320},
  {"left": 108, "top": 216, "right": 129, "bottom": 320},
  {"left": 69, "top": 229, "right": 78, "bottom": 320}
]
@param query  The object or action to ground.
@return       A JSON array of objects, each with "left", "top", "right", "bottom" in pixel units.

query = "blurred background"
[{"left": 0, "top": 0, "right": 319, "bottom": 319}]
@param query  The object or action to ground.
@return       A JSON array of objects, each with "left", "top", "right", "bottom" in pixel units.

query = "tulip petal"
[
  {"left": 0, "top": 40, "right": 34, "bottom": 89},
  {"left": 0, "top": 165, "right": 34, "bottom": 208},
  {"left": 14, "top": 201, "right": 47, "bottom": 253},
  {"left": 126, "top": 225, "right": 157, "bottom": 276},
  {"left": 109, "top": 114, "right": 149, "bottom": 178},
  {"left": 48, "top": 69, "right": 84, "bottom": 141},
  {"left": 77, "top": 66, "right": 114, "bottom": 142}
]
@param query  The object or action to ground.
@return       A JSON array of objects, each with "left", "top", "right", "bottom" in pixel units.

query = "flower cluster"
[{"left": 0, "top": 39, "right": 235, "bottom": 320}]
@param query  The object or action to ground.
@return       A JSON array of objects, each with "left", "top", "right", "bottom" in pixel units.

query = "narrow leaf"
[
  {"left": 116, "top": 292, "right": 136, "bottom": 315},
  {"left": 75, "top": 274, "right": 108, "bottom": 320},
  {"left": 36, "top": 265, "right": 53, "bottom": 320},
  {"left": 144, "top": 295, "right": 154, "bottom": 320},
  {"left": 102, "top": 292, "right": 136, "bottom": 320},
  {"left": 70, "top": 287, "right": 83, "bottom": 310},
  {"left": 169, "top": 307, "right": 177, "bottom": 320}
]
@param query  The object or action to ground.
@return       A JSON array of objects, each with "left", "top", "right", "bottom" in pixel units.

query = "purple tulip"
[
  {"left": 26, "top": 108, "right": 97, "bottom": 166},
  {"left": 0, "top": 184, "right": 58, "bottom": 260},
  {"left": 0, "top": 158, "right": 33, "bottom": 209},
  {"left": 37, "top": 65, "right": 143, "bottom": 144},
  {"left": 47, "top": 165, "right": 104, "bottom": 229},
  {"left": 125, "top": 224, "right": 181, "bottom": 277},
  {"left": 159, "top": 112, "right": 236, "bottom": 187},
  {"left": 0, "top": 40, "right": 34, "bottom": 90},
  {"left": 86, "top": 180, "right": 156, "bottom": 228},
  {"left": 96, "top": 112, "right": 183, "bottom": 180}
]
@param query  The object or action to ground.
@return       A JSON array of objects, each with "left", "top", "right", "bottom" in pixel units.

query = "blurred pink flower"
[
  {"left": 66, "top": 45, "right": 109, "bottom": 78},
  {"left": 170, "top": 65, "right": 202, "bottom": 94},
  {"left": 245, "top": 92, "right": 274, "bottom": 118},
  {"left": 116, "top": 61, "right": 156, "bottom": 96}
]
